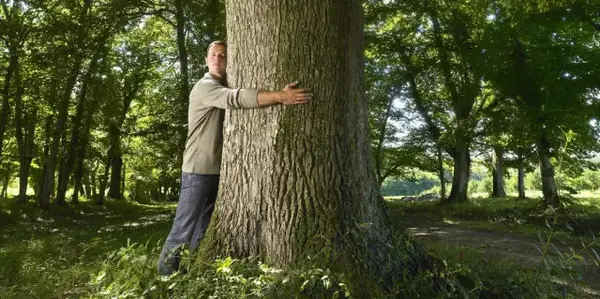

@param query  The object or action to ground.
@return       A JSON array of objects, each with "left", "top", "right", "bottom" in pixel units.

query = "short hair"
[{"left": 206, "top": 41, "right": 227, "bottom": 56}]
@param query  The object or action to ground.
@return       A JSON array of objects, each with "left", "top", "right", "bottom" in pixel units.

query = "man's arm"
[
  {"left": 196, "top": 78, "right": 311, "bottom": 109},
  {"left": 257, "top": 81, "right": 312, "bottom": 107}
]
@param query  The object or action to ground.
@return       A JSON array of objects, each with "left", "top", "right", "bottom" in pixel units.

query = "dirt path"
[{"left": 400, "top": 215, "right": 600, "bottom": 297}]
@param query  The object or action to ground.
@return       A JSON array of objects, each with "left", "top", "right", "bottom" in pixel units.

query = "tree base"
[{"left": 195, "top": 218, "right": 433, "bottom": 298}]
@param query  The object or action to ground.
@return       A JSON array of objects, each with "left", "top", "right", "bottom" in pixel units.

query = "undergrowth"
[{"left": 87, "top": 235, "right": 569, "bottom": 299}]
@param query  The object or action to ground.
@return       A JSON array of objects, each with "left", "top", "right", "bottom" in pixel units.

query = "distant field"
[{"left": 385, "top": 191, "right": 600, "bottom": 200}]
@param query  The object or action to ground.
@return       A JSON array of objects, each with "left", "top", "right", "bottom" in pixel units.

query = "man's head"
[{"left": 206, "top": 41, "right": 227, "bottom": 79}]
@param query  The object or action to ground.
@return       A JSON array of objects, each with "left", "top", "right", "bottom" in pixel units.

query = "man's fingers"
[
  {"left": 286, "top": 81, "right": 299, "bottom": 88},
  {"left": 294, "top": 88, "right": 311, "bottom": 93}
]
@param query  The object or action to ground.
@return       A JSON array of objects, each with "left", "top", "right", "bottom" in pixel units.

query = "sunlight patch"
[{"left": 443, "top": 218, "right": 459, "bottom": 224}]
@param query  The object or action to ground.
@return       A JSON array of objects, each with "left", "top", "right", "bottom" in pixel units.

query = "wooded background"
[{"left": 0, "top": 0, "right": 598, "bottom": 208}]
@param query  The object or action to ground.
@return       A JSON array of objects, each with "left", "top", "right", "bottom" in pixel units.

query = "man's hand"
[
  {"left": 280, "top": 81, "right": 311, "bottom": 105},
  {"left": 256, "top": 81, "right": 312, "bottom": 107}
]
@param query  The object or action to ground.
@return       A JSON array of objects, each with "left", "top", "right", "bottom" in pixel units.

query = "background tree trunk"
[
  {"left": 437, "top": 143, "right": 446, "bottom": 200},
  {"left": 108, "top": 154, "right": 123, "bottom": 199},
  {"left": 537, "top": 130, "right": 559, "bottom": 206},
  {"left": 175, "top": 0, "right": 190, "bottom": 164},
  {"left": 511, "top": 40, "right": 559, "bottom": 206},
  {"left": 55, "top": 126, "right": 69, "bottom": 205},
  {"left": 0, "top": 44, "right": 17, "bottom": 162},
  {"left": 2, "top": 164, "right": 14, "bottom": 198},
  {"left": 15, "top": 76, "right": 36, "bottom": 203},
  {"left": 57, "top": 49, "right": 104, "bottom": 204},
  {"left": 375, "top": 97, "right": 393, "bottom": 186},
  {"left": 448, "top": 138, "right": 470, "bottom": 202},
  {"left": 518, "top": 152, "right": 526, "bottom": 199},
  {"left": 90, "top": 161, "right": 98, "bottom": 198},
  {"left": 203, "top": 0, "right": 394, "bottom": 279},
  {"left": 38, "top": 0, "right": 91, "bottom": 208},
  {"left": 73, "top": 72, "right": 103, "bottom": 204},
  {"left": 121, "top": 161, "right": 126, "bottom": 198},
  {"left": 491, "top": 146, "right": 507, "bottom": 197},
  {"left": 36, "top": 115, "right": 53, "bottom": 199},
  {"left": 97, "top": 157, "right": 111, "bottom": 205}
]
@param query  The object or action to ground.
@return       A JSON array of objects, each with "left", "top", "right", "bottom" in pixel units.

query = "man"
[{"left": 157, "top": 41, "right": 311, "bottom": 275}]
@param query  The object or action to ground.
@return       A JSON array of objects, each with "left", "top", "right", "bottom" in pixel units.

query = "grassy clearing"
[{"left": 387, "top": 196, "right": 600, "bottom": 240}]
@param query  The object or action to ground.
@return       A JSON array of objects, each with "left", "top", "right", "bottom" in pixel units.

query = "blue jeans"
[{"left": 157, "top": 172, "right": 219, "bottom": 275}]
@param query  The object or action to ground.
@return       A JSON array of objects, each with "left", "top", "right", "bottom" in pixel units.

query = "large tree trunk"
[
  {"left": 491, "top": 146, "right": 507, "bottom": 197},
  {"left": 537, "top": 130, "right": 559, "bottom": 206},
  {"left": 518, "top": 152, "right": 526, "bottom": 199},
  {"left": 447, "top": 138, "right": 470, "bottom": 202},
  {"left": 203, "top": 0, "right": 395, "bottom": 281}
]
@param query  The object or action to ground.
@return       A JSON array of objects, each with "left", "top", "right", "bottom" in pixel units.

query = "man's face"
[{"left": 206, "top": 44, "right": 227, "bottom": 78}]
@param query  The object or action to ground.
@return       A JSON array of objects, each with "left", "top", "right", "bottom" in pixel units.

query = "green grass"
[
  {"left": 0, "top": 197, "right": 175, "bottom": 299},
  {"left": 1, "top": 195, "right": 598, "bottom": 298},
  {"left": 387, "top": 196, "right": 600, "bottom": 239}
]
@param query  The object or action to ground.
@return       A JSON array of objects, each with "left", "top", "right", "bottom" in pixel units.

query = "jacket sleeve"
[{"left": 193, "top": 78, "right": 259, "bottom": 109}]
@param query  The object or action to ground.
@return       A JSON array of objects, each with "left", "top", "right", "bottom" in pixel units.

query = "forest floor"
[
  {"left": 1, "top": 196, "right": 599, "bottom": 298},
  {"left": 0, "top": 199, "right": 176, "bottom": 298},
  {"left": 391, "top": 196, "right": 600, "bottom": 298}
]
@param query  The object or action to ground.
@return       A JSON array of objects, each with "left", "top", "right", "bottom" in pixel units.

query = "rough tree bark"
[
  {"left": 491, "top": 146, "right": 507, "bottom": 197},
  {"left": 202, "top": 0, "right": 399, "bottom": 281}
]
